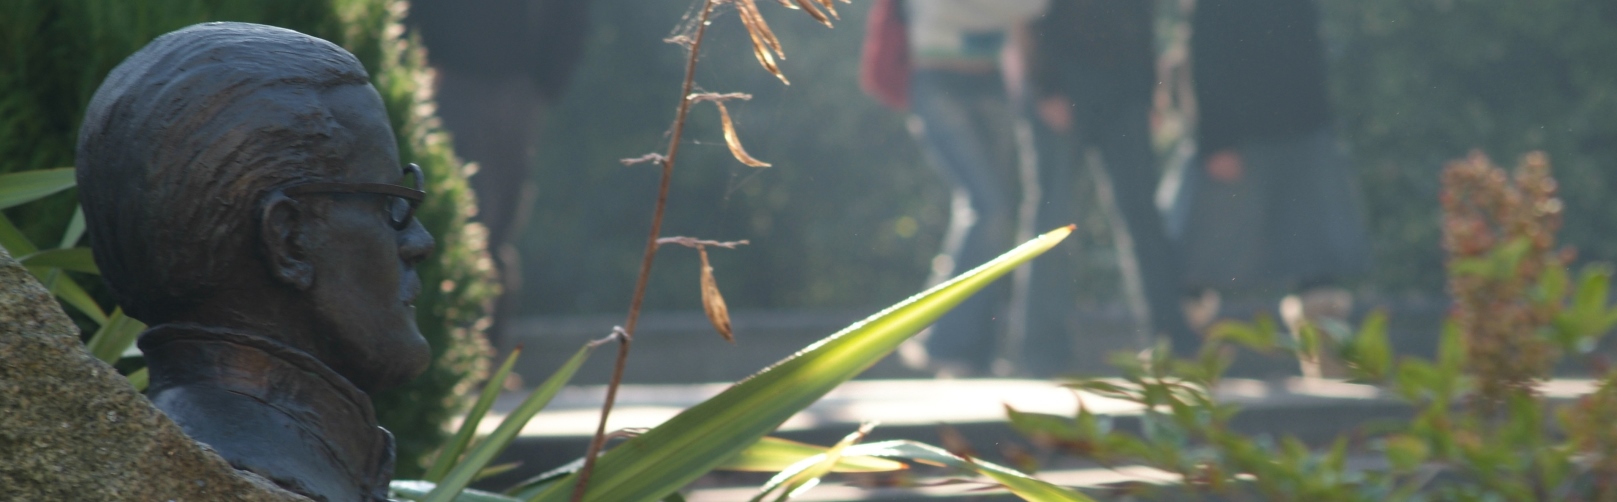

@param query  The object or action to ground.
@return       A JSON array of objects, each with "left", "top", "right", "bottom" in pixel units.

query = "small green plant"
[
  {"left": 1005, "top": 153, "right": 1617, "bottom": 500},
  {"left": 0, "top": 168, "right": 147, "bottom": 386}
]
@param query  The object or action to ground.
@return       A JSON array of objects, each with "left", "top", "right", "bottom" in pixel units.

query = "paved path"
[{"left": 470, "top": 376, "right": 1606, "bottom": 498}]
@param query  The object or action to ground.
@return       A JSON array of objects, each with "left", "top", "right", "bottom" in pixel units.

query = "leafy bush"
[
  {"left": 0, "top": 0, "right": 494, "bottom": 475},
  {"left": 1009, "top": 153, "right": 1617, "bottom": 499}
]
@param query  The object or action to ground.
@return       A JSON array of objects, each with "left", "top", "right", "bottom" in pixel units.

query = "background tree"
[{"left": 405, "top": 0, "right": 591, "bottom": 347}]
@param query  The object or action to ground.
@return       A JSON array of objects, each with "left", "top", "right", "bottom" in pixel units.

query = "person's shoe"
[{"left": 1281, "top": 287, "right": 1355, "bottom": 379}]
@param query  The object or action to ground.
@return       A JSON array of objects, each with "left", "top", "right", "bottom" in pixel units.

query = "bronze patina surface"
[{"left": 75, "top": 22, "right": 437, "bottom": 501}]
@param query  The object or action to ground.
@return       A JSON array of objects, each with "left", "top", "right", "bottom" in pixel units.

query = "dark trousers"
[{"left": 1022, "top": 89, "right": 1199, "bottom": 377}]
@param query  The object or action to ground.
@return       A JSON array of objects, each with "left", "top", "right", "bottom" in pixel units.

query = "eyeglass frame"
[{"left": 280, "top": 163, "right": 425, "bottom": 230}]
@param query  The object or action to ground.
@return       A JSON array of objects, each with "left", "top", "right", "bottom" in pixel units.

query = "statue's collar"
[{"left": 138, "top": 323, "right": 394, "bottom": 495}]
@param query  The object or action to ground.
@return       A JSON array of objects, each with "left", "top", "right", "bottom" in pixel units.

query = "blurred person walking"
[
  {"left": 862, "top": 0, "right": 1047, "bottom": 377},
  {"left": 1019, "top": 0, "right": 1201, "bottom": 375},
  {"left": 1166, "top": 0, "right": 1370, "bottom": 376}
]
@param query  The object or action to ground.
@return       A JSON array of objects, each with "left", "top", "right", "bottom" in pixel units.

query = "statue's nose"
[{"left": 398, "top": 220, "right": 435, "bottom": 267}]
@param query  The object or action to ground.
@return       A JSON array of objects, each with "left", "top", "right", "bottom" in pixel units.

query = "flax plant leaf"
[
  {"left": 426, "top": 347, "right": 527, "bottom": 482},
  {"left": 423, "top": 342, "right": 599, "bottom": 502},
  {"left": 0, "top": 167, "right": 76, "bottom": 210},
  {"left": 392, "top": 480, "right": 522, "bottom": 502},
  {"left": 716, "top": 436, "right": 905, "bottom": 473},
  {"left": 529, "top": 226, "right": 1072, "bottom": 502},
  {"left": 750, "top": 422, "right": 876, "bottom": 501},
  {"left": 842, "top": 441, "right": 1093, "bottom": 501},
  {"left": 18, "top": 247, "right": 98, "bottom": 274},
  {"left": 126, "top": 367, "right": 149, "bottom": 392},
  {"left": 85, "top": 308, "right": 145, "bottom": 364},
  {"left": 0, "top": 214, "right": 36, "bottom": 257},
  {"left": 32, "top": 266, "right": 108, "bottom": 325}
]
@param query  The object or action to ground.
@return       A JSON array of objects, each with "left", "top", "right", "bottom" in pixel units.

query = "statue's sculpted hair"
[{"left": 77, "top": 22, "right": 372, "bottom": 323}]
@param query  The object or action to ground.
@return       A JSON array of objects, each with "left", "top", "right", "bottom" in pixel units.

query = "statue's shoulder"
[{"left": 152, "top": 382, "right": 363, "bottom": 500}]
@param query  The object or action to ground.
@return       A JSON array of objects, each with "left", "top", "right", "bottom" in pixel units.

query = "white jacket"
[{"left": 907, "top": 0, "right": 1049, "bottom": 62}]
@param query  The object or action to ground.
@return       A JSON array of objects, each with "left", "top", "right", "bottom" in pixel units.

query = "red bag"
[{"left": 859, "top": 0, "right": 910, "bottom": 110}]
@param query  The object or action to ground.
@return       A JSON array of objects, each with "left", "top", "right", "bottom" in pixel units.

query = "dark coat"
[
  {"left": 1031, "top": 0, "right": 1156, "bottom": 107},
  {"left": 1192, "top": 0, "right": 1332, "bottom": 153}
]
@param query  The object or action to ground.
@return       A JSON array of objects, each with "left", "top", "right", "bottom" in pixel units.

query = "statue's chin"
[{"left": 357, "top": 333, "right": 432, "bottom": 393}]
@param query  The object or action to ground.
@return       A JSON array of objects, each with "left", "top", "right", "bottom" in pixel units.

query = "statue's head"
[{"left": 77, "top": 22, "right": 434, "bottom": 392}]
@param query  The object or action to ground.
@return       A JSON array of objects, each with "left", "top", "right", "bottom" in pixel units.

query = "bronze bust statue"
[{"left": 76, "top": 22, "right": 435, "bottom": 502}]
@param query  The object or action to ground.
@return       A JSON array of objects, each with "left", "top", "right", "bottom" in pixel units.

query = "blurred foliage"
[
  {"left": 0, "top": 0, "right": 494, "bottom": 476},
  {"left": 1011, "top": 154, "right": 1617, "bottom": 499},
  {"left": 519, "top": 1, "right": 955, "bottom": 315},
  {"left": 525, "top": 0, "right": 1617, "bottom": 315},
  {"left": 1323, "top": 0, "right": 1617, "bottom": 294}
]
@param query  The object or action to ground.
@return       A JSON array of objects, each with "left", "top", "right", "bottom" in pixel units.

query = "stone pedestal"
[{"left": 0, "top": 248, "right": 308, "bottom": 501}]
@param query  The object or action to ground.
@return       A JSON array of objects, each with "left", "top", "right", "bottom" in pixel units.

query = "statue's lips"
[{"left": 402, "top": 269, "right": 422, "bottom": 308}]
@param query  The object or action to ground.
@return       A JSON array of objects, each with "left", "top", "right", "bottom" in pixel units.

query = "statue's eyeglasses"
[{"left": 282, "top": 163, "right": 425, "bottom": 230}]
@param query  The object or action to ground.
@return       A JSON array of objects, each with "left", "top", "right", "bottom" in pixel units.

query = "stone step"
[{"left": 500, "top": 297, "right": 1451, "bottom": 386}]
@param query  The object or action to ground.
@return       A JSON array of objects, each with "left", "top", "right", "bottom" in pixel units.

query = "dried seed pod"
[
  {"left": 792, "top": 0, "right": 832, "bottom": 27},
  {"left": 699, "top": 246, "right": 735, "bottom": 343},
  {"left": 734, "top": 0, "right": 789, "bottom": 84},
  {"left": 714, "top": 101, "right": 771, "bottom": 167}
]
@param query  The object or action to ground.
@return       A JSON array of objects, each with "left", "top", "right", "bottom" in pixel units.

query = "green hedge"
[{"left": 0, "top": 0, "right": 494, "bottom": 476}]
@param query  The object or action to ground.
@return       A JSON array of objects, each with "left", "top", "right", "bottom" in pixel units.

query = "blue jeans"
[{"left": 910, "top": 69, "right": 1020, "bottom": 374}]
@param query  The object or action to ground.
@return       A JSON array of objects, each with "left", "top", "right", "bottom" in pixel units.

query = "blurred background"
[
  {"left": 4, "top": 0, "right": 1616, "bottom": 491},
  {"left": 419, "top": 0, "right": 1617, "bottom": 382}
]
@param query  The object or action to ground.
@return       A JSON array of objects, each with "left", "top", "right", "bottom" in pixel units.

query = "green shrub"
[{"left": 1012, "top": 154, "right": 1617, "bottom": 499}]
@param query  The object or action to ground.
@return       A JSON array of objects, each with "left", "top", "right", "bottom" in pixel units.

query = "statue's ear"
[{"left": 259, "top": 192, "right": 315, "bottom": 290}]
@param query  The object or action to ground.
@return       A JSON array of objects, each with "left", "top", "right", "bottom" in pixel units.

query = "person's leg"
[
  {"left": 1087, "top": 102, "right": 1200, "bottom": 355},
  {"left": 1020, "top": 109, "right": 1081, "bottom": 377},
  {"left": 909, "top": 71, "right": 1019, "bottom": 375}
]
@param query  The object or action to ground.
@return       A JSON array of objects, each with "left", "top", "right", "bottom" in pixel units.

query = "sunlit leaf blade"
[
  {"left": 751, "top": 422, "right": 875, "bottom": 502},
  {"left": 0, "top": 167, "right": 76, "bottom": 210},
  {"left": 843, "top": 441, "right": 1094, "bottom": 502},
  {"left": 85, "top": 308, "right": 144, "bottom": 364},
  {"left": 426, "top": 342, "right": 598, "bottom": 502},
  {"left": 126, "top": 367, "right": 149, "bottom": 392},
  {"left": 506, "top": 457, "right": 583, "bottom": 500},
  {"left": 698, "top": 247, "right": 735, "bottom": 342},
  {"left": 426, "top": 347, "right": 526, "bottom": 482},
  {"left": 716, "top": 436, "right": 905, "bottom": 473},
  {"left": 531, "top": 226, "right": 1072, "bottom": 502},
  {"left": 32, "top": 267, "right": 108, "bottom": 325},
  {"left": 58, "top": 206, "right": 86, "bottom": 249},
  {"left": 714, "top": 102, "right": 771, "bottom": 168},
  {"left": 978, "top": 466, "right": 1092, "bottom": 502},
  {"left": 19, "top": 248, "right": 99, "bottom": 274},
  {"left": 476, "top": 462, "right": 523, "bottom": 482},
  {"left": 392, "top": 480, "right": 522, "bottom": 502}
]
